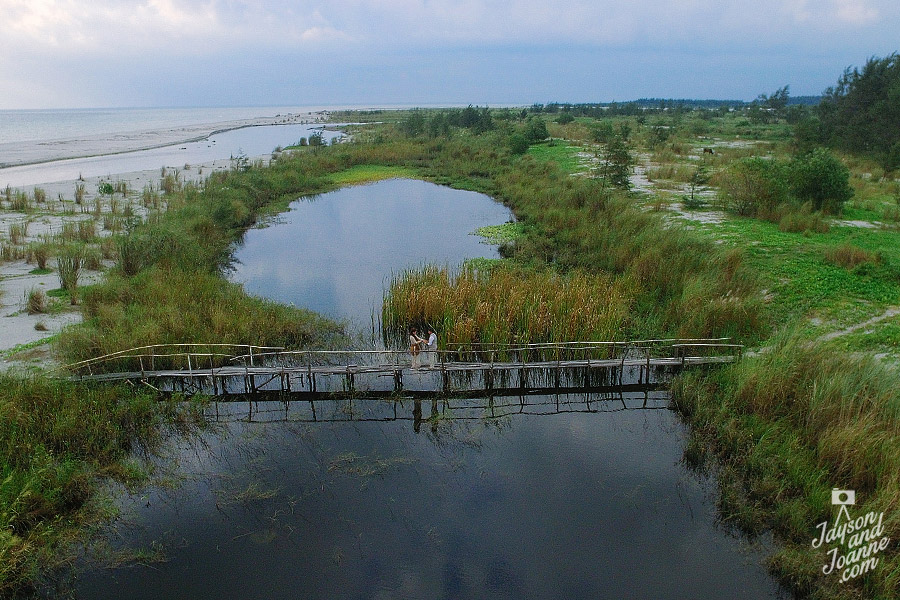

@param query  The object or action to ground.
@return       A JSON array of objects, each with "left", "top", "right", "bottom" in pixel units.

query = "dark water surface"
[
  {"left": 72, "top": 181, "right": 786, "bottom": 598},
  {"left": 75, "top": 396, "right": 785, "bottom": 600},
  {"left": 228, "top": 178, "right": 513, "bottom": 326}
]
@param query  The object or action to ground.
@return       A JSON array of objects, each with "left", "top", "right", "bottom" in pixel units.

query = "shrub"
[
  {"left": 717, "top": 157, "right": 788, "bottom": 217},
  {"left": 789, "top": 148, "right": 853, "bottom": 213},
  {"left": 508, "top": 134, "right": 529, "bottom": 155}
]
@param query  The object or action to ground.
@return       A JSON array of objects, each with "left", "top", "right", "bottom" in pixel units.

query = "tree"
[
  {"left": 817, "top": 54, "right": 900, "bottom": 165},
  {"left": 597, "top": 135, "right": 633, "bottom": 189},
  {"left": 683, "top": 164, "right": 710, "bottom": 209},
  {"left": 400, "top": 109, "right": 425, "bottom": 137}
]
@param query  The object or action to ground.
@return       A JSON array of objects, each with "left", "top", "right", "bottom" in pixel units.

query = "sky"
[{"left": 2, "top": 0, "right": 899, "bottom": 109}]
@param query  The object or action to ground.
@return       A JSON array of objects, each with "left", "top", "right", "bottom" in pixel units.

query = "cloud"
[
  {"left": 833, "top": 0, "right": 879, "bottom": 25},
  {"left": 0, "top": 0, "right": 897, "bottom": 108}
]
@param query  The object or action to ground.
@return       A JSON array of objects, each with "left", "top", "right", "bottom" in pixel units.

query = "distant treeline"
[{"left": 527, "top": 96, "right": 822, "bottom": 116}]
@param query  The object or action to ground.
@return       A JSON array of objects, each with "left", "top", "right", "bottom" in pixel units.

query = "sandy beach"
[
  {"left": 0, "top": 111, "right": 324, "bottom": 168},
  {"left": 0, "top": 111, "right": 338, "bottom": 368}
]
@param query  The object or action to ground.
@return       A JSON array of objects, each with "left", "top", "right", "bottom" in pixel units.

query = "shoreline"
[{"left": 0, "top": 112, "right": 326, "bottom": 170}]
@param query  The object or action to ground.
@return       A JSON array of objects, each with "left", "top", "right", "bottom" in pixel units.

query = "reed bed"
[{"left": 383, "top": 265, "right": 632, "bottom": 349}]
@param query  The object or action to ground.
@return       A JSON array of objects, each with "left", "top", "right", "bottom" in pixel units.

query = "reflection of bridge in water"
[
  {"left": 63, "top": 339, "right": 741, "bottom": 399},
  {"left": 209, "top": 391, "right": 673, "bottom": 431}
]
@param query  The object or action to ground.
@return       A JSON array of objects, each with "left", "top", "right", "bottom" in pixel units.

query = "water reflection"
[
  {"left": 228, "top": 178, "right": 514, "bottom": 327},
  {"left": 73, "top": 394, "right": 786, "bottom": 600}
]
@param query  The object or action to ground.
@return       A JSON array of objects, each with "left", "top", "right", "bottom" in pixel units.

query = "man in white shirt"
[{"left": 426, "top": 329, "right": 437, "bottom": 367}]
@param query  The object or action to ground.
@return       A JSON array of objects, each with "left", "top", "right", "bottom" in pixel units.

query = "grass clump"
[
  {"left": 26, "top": 288, "right": 47, "bottom": 314},
  {"left": 56, "top": 246, "right": 83, "bottom": 305},
  {"left": 8, "top": 222, "right": 27, "bottom": 245},
  {"left": 824, "top": 243, "right": 879, "bottom": 270}
]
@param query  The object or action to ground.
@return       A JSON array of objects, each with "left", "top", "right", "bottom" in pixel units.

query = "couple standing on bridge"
[{"left": 409, "top": 327, "right": 437, "bottom": 369}]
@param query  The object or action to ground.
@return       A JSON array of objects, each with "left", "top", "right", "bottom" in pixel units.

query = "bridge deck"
[{"left": 71, "top": 355, "right": 736, "bottom": 394}]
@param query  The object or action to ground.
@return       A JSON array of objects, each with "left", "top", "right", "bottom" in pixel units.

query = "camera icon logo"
[{"left": 832, "top": 488, "right": 856, "bottom": 505}]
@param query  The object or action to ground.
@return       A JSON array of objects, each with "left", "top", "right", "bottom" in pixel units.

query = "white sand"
[{"left": 0, "top": 112, "right": 323, "bottom": 168}]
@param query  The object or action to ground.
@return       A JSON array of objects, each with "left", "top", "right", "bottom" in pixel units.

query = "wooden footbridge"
[{"left": 62, "top": 338, "right": 742, "bottom": 399}]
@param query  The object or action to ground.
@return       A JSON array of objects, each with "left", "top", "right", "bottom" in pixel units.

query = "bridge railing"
[
  {"left": 61, "top": 338, "right": 744, "bottom": 377},
  {"left": 61, "top": 343, "right": 286, "bottom": 376}
]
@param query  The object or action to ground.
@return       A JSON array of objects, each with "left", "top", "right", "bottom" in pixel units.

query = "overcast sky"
[{"left": 2, "top": 0, "right": 898, "bottom": 109}]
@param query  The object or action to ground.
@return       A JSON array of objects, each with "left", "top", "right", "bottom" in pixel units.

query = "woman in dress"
[{"left": 409, "top": 328, "right": 426, "bottom": 368}]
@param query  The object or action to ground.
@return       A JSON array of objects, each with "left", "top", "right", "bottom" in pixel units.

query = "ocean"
[
  {"left": 0, "top": 105, "right": 358, "bottom": 188},
  {"left": 0, "top": 106, "right": 335, "bottom": 147}
]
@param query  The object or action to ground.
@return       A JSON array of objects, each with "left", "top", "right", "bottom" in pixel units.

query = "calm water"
[
  {"left": 69, "top": 179, "right": 786, "bottom": 598},
  {"left": 71, "top": 396, "right": 785, "bottom": 600},
  {"left": 228, "top": 178, "right": 514, "bottom": 327}
]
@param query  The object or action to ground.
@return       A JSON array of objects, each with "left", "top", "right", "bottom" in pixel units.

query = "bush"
[
  {"left": 508, "top": 134, "right": 529, "bottom": 155},
  {"left": 524, "top": 118, "right": 549, "bottom": 143},
  {"left": 717, "top": 157, "right": 788, "bottom": 217},
  {"left": 789, "top": 148, "right": 853, "bottom": 213}
]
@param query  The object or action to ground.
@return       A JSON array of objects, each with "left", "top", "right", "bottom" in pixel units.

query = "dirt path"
[{"left": 817, "top": 306, "right": 900, "bottom": 343}]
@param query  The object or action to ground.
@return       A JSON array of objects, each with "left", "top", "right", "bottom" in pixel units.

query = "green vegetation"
[
  {"left": 674, "top": 332, "right": 900, "bottom": 599},
  {"left": 2, "top": 54, "right": 899, "bottom": 598},
  {"left": 814, "top": 53, "right": 900, "bottom": 171},
  {"left": 0, "top": 374, "right": 203, "bottom": 594}
]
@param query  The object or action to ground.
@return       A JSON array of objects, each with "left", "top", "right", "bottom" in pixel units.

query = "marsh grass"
[
  {"left": 10, "top": 192, "right": 30, "bottom": 212},
  {"left": 383, "top": 265, "right": 632, "bottom": 348},
  {"left": 0, "top": 374, "right": 201, "bottom": 594},
  {"left": 673, "top": 331, "right": 900, "bottom": 598},
  {"left": 32, "top": 188, "right": 46, "bottom": 204},
  {"left": 56, "top": 246, "right": 83, "bottom": 305},
  {"left": 26, "top": 288, "right": 48, "bottom": 314},
  {"left": 74, "top": 184, "right": 85, "bottom": 205},
  {"left": 7, "top": 222, "right": 27, "bottom": 245},
  {"left": 28, "top": 242, "right": 50, "bottom": 270}
]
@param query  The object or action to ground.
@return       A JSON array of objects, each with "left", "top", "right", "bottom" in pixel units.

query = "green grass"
[
  {"left": 472, "top": 222, "right": 527, "bottom": 244},
  {"left": 526, "top": 141, "right": 585, "bottom": 174},
  {"left": 326, "top": 164, "right": 418, "bottom": 186},
  {"left": 693, "top": 216, "right": 900, "bottom": 328}
]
